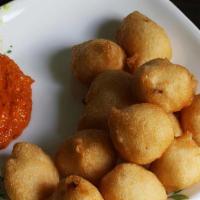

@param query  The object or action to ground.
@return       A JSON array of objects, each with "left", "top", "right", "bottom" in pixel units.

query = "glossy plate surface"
[{"left": 0, "top": 0, "right": 200, "bottom": 199}]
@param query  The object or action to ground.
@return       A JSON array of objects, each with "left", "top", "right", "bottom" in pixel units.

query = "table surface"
[{"left": 0, "top": 0, "right": 199, "bottom": 29}]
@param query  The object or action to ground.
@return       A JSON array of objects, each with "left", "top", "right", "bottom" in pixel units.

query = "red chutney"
[{"left": 0, "top": 55, "right": 33, "bottom": 149}]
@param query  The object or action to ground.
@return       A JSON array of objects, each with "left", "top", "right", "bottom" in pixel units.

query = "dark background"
[
  {"left": 0, "top": 0, "right": 200, "bottom": 28},
  {"left": 171, "top": 0, "right": 200, "bottom": 28}
]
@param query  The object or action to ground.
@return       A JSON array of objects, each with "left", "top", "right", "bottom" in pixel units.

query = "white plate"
[{"left": 0, "top": 0, "right": 200, "bottom": 199}]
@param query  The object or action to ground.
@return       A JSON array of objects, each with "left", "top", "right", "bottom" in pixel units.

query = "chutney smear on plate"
[{"left": 0, "top": 55, "right": 33, "bottom": 149}]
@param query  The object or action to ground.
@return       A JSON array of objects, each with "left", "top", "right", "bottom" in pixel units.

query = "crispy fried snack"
[
  {"left": 151, "top": 134, "right": 200, "bottom": 192},
  {"left": 116, "top": 11, "right": 172, "bottom": 72},
  {"left": 181, "top": 94, "right": 200, "bottom": 145},
  {"left": 55, "top": 129, "right": 116, "bottom": 183},
  {"left": 71, "top": 39, "right": 126, "bottom": 85},
  {"left": 49, "top": 175, "right": 104, "bottom": 200},
  {"left": 168, "top": 113, "right": 182, "bottom": 137},
  {"left": 4, "top": 142, "right": 59, "bottom": 200},
  {"left": 108, "top": 103, "right": 174, "bottom": 165},
  {"left": 100, "top": 163, "right": 167, "bottom": 200},
  {"left": 78, "top": 70, "right": 134, "bottom": 130},
  {"left": 133, "top": 58, "right": 197, "bottom": 112}
]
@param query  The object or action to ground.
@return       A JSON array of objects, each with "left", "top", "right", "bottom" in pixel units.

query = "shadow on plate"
[
  {"left": 96, "top": 18, "right": 121, "bottom": 40},
  {"left": 37, "top": 47, "right": 87, "bottom": 153},
  {"left": 0, "top": 153, "right": 8, "bottom": 169}
]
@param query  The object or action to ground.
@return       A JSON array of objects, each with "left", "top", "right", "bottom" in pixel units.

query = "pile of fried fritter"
[{"left": 4, "top": 11, "right": 200, "bottom": 200}]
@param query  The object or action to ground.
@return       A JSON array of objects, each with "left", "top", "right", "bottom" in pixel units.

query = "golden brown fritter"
[
  {"left": 133, "top": 58, "right": 197, "bottom": 113},
  {"left": 181, "top": 94, "right": 200, "bottom": 145},
  {"left": 168, "top": 113, "right": 182, "bottom": 137},
  {"left": 151, "top": 134, "right": 200, "bottom": 192},
  {"left": 116, "top": 11, "right": 172, "bottom": 72},
  {"left": 78, "top": 70, "right": 134, "bottom": 130},
  {"left": 71, "top": 39, "right": 126, "bottom": 85},
  {"left": 55, "top": 129, "right": 116, "bottom": 183},
  {"left": 4, "top": 142, "right": 59, "bottom": 200},
  {"left": 100, "top": 163, "right": 167, "bottom": 200},
  {"left": 49, "top": 175, "right": 104, "bottom": 200},
  {"left": 108, "top": 103, "right": 174, "bottom": 165}
]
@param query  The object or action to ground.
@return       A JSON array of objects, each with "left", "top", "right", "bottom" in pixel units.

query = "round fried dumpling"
[
  {"left": 71, "top": 39, "right": 126, "bottom": 85},
  {"left": 151, "top": 134, "right": 200, "bottom": 192},
  {"left": 181, "top": 95, "right": 200, "bottom": 145},
  {"left": 49, "top": 175, "right": 104, "bottom": 200},
  {"left": 78, "top": 70, "right": 134, "bottom": 130},
  {"left": 55, "top": 129, "right": 116, "bottom": 183},
  {"left": 108, "top": 103, "right": 174, "bottom": 165},
  {"left": 100, "top": 163, "right": 167, "bottom": 200},
  {"left": 4, "top": 142, "right": 59, "bottom": 200},
  {"left": 168, "top": 113, "right": 182, "bottom": 137},
  {"left": 133, "top": 58, "right": 197, "bottom": 113},
  {"left": 116, "top": 11, "right": 172, "bottom": 72}
]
